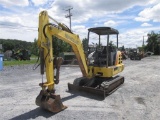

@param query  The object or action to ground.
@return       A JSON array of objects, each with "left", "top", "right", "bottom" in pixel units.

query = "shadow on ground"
[
  {"left": 10, "top": 107, "right": 56, "bottom": 120},
  {"left": 10, "top": 94, "right": 79, "bottom": 120},
  {"left": 10, "top": 92, "right": 104, "bottom": 119},
  {"left": 65, "top": 90, "right": 104, "bottom": 101}
]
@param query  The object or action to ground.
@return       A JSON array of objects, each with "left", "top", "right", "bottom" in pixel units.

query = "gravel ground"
[{"left": 0, "top": 56, "right": 160, "bottom": 120}]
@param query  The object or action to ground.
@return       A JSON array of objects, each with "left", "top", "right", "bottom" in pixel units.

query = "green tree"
[
  {"left": 82, "top": 38, "right": 88, "bottom": 53},
  {"left": 109, "top": 41, "right": 117, "bottom": 49},
  {"left": 146, "top": 31, "right": 160, "bottom": 55},
  {"left": 31, "top": 38, "right": 38, "bottom": 56},
  {"left": 52, "top": 36, "right": 72, "bottom": 56},
  {"left": 2, "top": 41, "right": 14, "bottom": 51},
  {"left": 0, "top": 39, "right": 32, "bottom": 52}
]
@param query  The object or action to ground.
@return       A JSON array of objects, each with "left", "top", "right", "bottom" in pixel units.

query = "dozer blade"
[
  {"left": 68, "top": 76, "right": 124, "bottom": 99},
  {"left": 36, "top": 90, "right": 67, "bottom": 113}
]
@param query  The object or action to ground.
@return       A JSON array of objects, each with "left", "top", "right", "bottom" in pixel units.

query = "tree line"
[
  {"left": 0, "top": 38, "right": 38, "bottom": 56},
  {"left": 145, "top": 31, "right": 160, "bottom": 55},
  {"left": 135, "top": 31, "right": 160, "bottom": 55},
  {"left": 1, "top": 31, "right": 160, "bottom": 56},
  {"left": 0, "top": 37, "right": 72, "bottom": 56}
]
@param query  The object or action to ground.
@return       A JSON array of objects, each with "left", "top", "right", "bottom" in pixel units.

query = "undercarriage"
[{"left": 68, "top": 76, "right": 124, "bottom": 98}]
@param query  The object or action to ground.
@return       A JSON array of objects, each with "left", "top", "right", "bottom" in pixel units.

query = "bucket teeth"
[{"left": 36, "top": 90, "right": 67, "bottom": 113}]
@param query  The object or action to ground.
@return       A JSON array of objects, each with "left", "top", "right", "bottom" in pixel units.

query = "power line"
[
  {"left": 65, "top": 7, "right": 73, "bottom": 31},
  {"left": 0, "top": 23, "right": 37, "bottom": 31},
  {"left": 0, "top": 23, "right": 37, "bottom": 28}
]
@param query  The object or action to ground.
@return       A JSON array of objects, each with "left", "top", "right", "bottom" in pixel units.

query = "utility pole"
[{"left": 65, "top": 7, "right": 73, "bottom": 31}]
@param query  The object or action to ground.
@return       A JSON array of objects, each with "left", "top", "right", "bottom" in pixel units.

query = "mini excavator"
[{"left": 36, "top": 11, "right": 124, "bottom": 113}]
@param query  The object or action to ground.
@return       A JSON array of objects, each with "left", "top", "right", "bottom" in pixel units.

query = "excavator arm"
[
  {"left": 36, "top": 11, "right": 89, "bottom": 112},
  {"left": 37, "top": 11, "right": 88, "bottom": 89}
]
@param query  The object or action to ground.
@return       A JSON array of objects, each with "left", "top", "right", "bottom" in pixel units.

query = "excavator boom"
[{"left": 36, "top": 11, "right": 89, "bottom": 113}]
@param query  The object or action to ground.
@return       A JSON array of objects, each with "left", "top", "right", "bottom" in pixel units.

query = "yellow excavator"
[{"left": 36, "top": 11, "right": 124, "bottom": 113}]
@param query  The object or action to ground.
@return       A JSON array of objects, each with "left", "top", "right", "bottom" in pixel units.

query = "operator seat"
[
  {"left": 93, "top": 46, "right": 117, "bottom": 66},
  {"left": 101, "top": 46, "right": 117, "bottom": 66}
]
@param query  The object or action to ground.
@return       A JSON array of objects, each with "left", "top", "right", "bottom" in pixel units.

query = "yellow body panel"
[
  {"left": 91, "top": 64, "right": 124, "bottom": 77},
  {"left": 88, "top": 49, "right": 124, "bottom": 78}
]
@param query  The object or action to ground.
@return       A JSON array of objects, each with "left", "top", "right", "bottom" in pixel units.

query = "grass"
[{"left": 3, "top": 56, "right": 38, "bottom": 66}]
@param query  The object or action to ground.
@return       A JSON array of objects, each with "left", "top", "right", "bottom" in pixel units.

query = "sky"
[{"left": 0, "top": 0, "right": 160, "bottom": 48}]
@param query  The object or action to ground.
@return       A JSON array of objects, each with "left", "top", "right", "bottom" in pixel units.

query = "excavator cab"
[{"left": 87, "top": 27, "right": 119, "bottom": 67}]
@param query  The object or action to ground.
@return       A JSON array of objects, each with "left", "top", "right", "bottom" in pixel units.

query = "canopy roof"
[{"left": 88, "top": 27, "right": 119, "bottom": 35}]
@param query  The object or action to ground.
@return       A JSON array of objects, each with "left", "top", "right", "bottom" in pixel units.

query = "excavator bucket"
[
  {"left": 68, "top": 76, "right": 124, "bottom": 99},
  {"left": 36, "top": 90, "right": 67, "bottom": 113}
]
